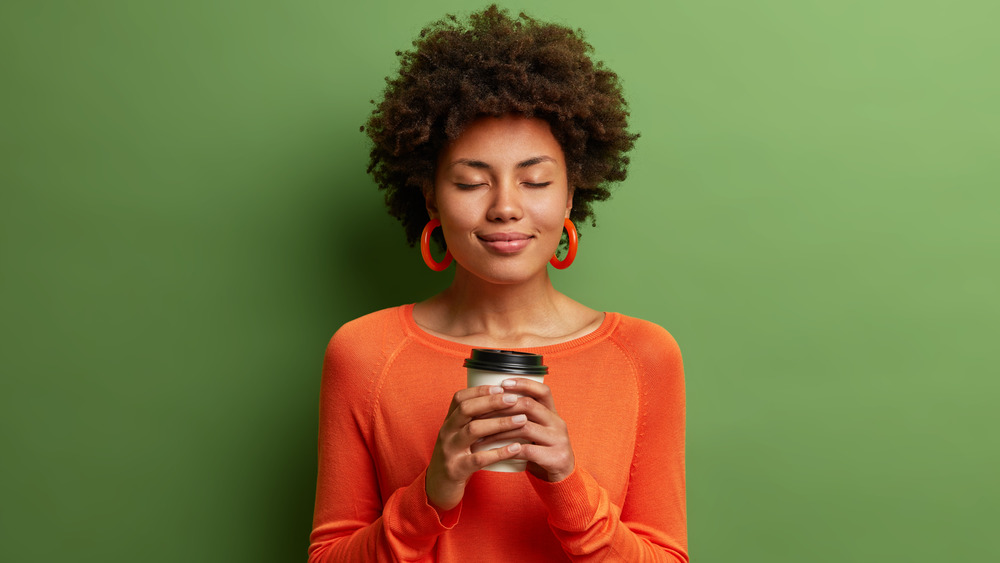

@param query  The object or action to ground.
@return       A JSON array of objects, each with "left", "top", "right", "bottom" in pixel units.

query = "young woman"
[{"left": 309, "top": 6, "right": 687, "bottom": 562}]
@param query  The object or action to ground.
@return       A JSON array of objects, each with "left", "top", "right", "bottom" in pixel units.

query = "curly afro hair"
[{"left": 364, "top": 4, "right": 639, "bottom": 246}]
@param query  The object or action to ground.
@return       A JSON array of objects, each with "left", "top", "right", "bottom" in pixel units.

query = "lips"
[{"left": 478, "top": 232, "right": 533, "bottom": 253}]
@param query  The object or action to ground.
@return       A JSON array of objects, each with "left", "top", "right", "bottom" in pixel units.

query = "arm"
[
  {"left": 610, "top": 328, "right": 687, "bottom": 561},
  {"left": 499, "top": 327, "right": 688, "bottom": 561},
  {"left": 308, "top": 331, "right": 458, "bottom": 563},
  {"left": 309, "top": 329, "right": 532, "bottom": 562}
]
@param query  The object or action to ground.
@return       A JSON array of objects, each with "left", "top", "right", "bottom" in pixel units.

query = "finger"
[
  {"left": 449, "top": 384, "right": 504, "bottom": 414},
  {"left": 491, "top": 395, "right": 560, "bottom": 429},
  {"left": 500, "top": 378, "right": 556, "bottom": 411},
  {"left": 512, "top": 443, "right": 575, "bottom": 483},
  {"left": 446, "top": 384, "right": 510, "bottom": 419},
  {"left": 466, "top": 413, "right": 527, "bottom": 442},
  {"left": 466, "top": 414, "right": 529, "bottom": 447},
  {"left": 480, "top": 416, "right": 567, "bottom": 448},
  {"left": 448, "top": 391, "right": 521, "bottom": 428},
  {"left": 468, "top": 442, "right": 524, "bottom": 470}
]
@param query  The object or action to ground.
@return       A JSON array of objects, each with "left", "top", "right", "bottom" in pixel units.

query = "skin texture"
[
  {"left": 417, "top": 115, "right": 596, "bottom": 511},
  {"left": 425, "top": 379, "right": 574, "bottom": 511},
  {"left": 428, "top": 115, "right": 572, "bottom": 286},
  {"left": 364, "top": 5, "right": 638, "bottom": 246}
]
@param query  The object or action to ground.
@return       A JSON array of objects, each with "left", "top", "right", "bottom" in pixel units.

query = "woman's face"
[{"left": 428, "top": 115, "right": 572, "bottom": 284}]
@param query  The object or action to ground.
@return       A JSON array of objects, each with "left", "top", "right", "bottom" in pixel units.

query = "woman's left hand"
[{"left": 486, "top": 378, "right": 576, "bottom": 482}]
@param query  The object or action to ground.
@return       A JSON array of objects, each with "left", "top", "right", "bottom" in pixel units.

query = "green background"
[{"left": 2, "top": 0, "right": 997, "bottom": 561}]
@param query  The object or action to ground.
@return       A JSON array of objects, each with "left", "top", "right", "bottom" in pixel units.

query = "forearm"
[
  {"left": 530, "top": 468, "right": 688, "bottom": 562},
  {"left": 309, "top": 470, "right": 459, "bottom": 563}
]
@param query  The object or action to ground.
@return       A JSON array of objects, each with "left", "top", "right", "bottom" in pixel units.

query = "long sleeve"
[
  {"left": 308, "top": 326, "right": 459, "bottom": 562},
  {"left": 307, "top": 306, "right": 687, "bottom": 562},
  {"left": 528, "top": 322, "right": 688, "bottom": 562}
]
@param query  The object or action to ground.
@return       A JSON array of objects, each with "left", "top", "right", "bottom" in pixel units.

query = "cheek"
[
  {"left": 436, "top": 203, "right": 478, "bottom": 248},
  {"left": 531, "top": 192, "right": 572, "bottom": 222},
  {"left": 438, "top": 205, "right": 476, "bottom": 232},
  {"left": 530, "top": 208, "right": 569, "bottom": 245}
]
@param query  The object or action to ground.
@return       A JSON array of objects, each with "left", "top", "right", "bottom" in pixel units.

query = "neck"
[{"left": 420, "top": 265, "right": 571, "bottom": 347}]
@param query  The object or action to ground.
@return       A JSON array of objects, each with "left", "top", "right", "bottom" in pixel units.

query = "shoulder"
[
  {"left": 609, "top": 313, "right": 686, "bottom": 414},
  {"left": 329, "top": 306, "right": 406, "bottom": 347},
  {"left": 610, "top": 313, "right": 683, "bottom": 364},
  {"left": 322, "top": 306, "right": 410, "bottom": 386},
  {"left": 605, "top": 313, "right": 684, "bottom": 392}
]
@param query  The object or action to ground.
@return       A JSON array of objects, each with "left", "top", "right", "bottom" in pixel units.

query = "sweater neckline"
[{"left": 398, "top": 303, "right": 619, "bottom": 358}]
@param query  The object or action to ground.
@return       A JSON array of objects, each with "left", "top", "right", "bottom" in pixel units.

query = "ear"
[
  {"left": 423, "top": 184, "right": 438, "bottom": 219},
  {"left": 565, "top": 186, "right": 574, "bottom": 218}
]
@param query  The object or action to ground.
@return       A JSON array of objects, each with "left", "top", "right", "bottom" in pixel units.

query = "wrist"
[
  {"left": 528, "top": 459, "right": 575, "bottom": 483},
  {"left": 425, "top": 469, "right": 462, "bottom": 512},
  {"left": 423, "top": 473, "right": 462, "bottom": 525}
]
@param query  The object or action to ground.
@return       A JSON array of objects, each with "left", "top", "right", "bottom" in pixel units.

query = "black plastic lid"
[{"left": 463, "top": 349, "right": 548, "bottom": 375}]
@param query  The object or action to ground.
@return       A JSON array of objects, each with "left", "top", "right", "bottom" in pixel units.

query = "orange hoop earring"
[
  {"left": 549, "top": 218, "right": 578, "bottom": 270},
  {"left": 420, "top": 219, "right": 453, "bottom": 271}
]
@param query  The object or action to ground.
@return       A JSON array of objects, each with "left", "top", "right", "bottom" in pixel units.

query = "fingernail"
[
  {"left": 508, "top": 443, "right": 522, "bottom": 453},
  {"left": 501, "top": 379, "right": 517, "bottom": 388},
  {"left": 502, "top": 394, "right": 517, "bottom": 404},
  {"left": 512, "top": 414, "right": 527, "bottom": 423},
  {"left": 489, "top": 386, "right": 503, "bottom": 394}
]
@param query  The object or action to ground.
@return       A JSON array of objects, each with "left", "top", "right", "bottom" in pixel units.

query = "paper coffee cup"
[{"left": 464, "top": 349, "right": 547, "bottom": 472}]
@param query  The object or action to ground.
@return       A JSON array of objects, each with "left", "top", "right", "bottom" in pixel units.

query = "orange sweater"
[{"left": 309, "top": 305, "right": 687, "bottom": 562}]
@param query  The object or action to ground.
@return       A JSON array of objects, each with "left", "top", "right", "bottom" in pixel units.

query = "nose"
[{"left": 486, "top": 180, "right": 523, "bottom": 222}]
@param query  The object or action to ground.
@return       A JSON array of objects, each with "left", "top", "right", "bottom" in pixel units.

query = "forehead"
[{"left": 439, "top": 115, "right": 565, "bottom": 167}]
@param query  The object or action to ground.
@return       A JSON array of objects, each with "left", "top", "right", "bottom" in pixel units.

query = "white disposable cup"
[{"left": 466, "top": 368, "right": 545, "bottom": 472}]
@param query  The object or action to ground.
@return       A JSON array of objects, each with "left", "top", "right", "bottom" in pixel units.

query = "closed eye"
[
  {"left": 455, "top": 183, "right": 486, "bottom": 189},
  {"left": 524, "top": 182, "right": 552, "bottom": 188}
]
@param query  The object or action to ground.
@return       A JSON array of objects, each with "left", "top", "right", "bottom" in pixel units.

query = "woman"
[{"left": 309, "top": 6, "right": 687, "bottom": 562}]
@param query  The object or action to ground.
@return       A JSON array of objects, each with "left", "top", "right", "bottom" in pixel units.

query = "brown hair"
[{"left": 364, "top": 4, "right": 638, "bottom": 245}]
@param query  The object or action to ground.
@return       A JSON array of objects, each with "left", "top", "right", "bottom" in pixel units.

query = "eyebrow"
[{"left": 449, "top": 156, "right": 557, "bottom": 170}]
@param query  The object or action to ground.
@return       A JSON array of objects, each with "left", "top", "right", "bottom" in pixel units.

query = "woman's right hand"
[{"left": 425, "top": 385, "right": 528, "bottom": 511}]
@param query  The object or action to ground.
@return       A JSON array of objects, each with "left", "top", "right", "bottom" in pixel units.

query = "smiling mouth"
[{"left": 478, "top": 232, "right": 533, "bottom": 253}]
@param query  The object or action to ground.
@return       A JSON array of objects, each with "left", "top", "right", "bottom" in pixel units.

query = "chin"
[{"left": 461, "top": 258, "right": 549, "bottom": 285}]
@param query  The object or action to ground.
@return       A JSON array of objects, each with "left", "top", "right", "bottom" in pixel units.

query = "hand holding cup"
[
  {"left": 464, "top": 349, "right": 548, "bottom": 472},
  {"left": 425, "top": 383, "right": 532, "bottom": 511}
]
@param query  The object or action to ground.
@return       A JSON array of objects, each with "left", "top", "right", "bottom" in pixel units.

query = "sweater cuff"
[
  {"left": 527, "top": 467, "right": 598, "bottom": 530},
  {"left": 425, "top": 473, "right": 462, "bottom": 529},
  {"left": 385, "top": 469, "right": 462, "bottom": 540}
]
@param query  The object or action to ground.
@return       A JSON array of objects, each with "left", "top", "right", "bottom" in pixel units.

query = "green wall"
[{"left": 2, "top": 1, "right": 997, "bottom": 561}]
